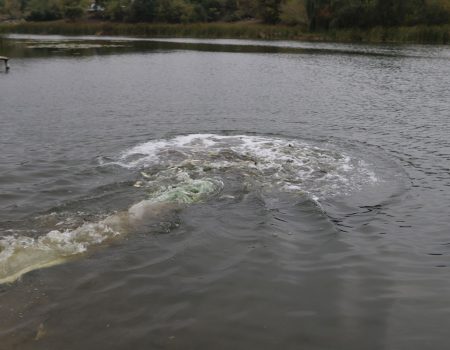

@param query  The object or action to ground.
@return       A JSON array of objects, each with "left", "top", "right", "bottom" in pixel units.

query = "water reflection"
[{"left": 2, "top": 34, "right": 439, "bottom": 60}]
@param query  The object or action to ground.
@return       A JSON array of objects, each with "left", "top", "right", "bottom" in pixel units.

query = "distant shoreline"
[{"left": 1, "top": 21, "right": 449, "bottom": 44}]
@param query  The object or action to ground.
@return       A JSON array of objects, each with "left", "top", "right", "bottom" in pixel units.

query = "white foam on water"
[
  {"left": 0, "top": 222, "right": 119, "bottom": 284},
  {"left": 113, "top": 134, "right": 378, "bottom": 199},
  {"left": 1, "top": 134, "right": 377, "bottom": 284},
  {"left": 0, "top": 177, "right": 222, "bottom": 284}
]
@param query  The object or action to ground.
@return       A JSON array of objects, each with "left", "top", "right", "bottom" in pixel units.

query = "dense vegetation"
[{"left": 1, "top": 0, "right": 449, "bottom": 30}]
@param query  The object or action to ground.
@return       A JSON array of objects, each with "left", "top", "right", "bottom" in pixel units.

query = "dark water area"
[{"left": 0, "top": 34, "right": 449, "bottom": 349}]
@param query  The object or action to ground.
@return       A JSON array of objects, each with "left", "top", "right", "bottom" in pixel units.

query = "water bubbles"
[{"left": 114, "top": 134, "right": 378, "bottom": 199}]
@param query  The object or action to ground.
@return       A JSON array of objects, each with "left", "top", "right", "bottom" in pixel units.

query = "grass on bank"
[
  {"left": 0, "top": 21, "right": 449, "bottom": 44},
  {"left": 0, "top": 21, "right": 313, "bottom": 39},
  {"left": 327, "top": 25, "right": 450, "bottom": 44}
]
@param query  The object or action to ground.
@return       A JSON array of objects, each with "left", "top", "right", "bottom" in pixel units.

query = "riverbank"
[{"left": 0, "top": 21, "right": 449, "bottom": 44}]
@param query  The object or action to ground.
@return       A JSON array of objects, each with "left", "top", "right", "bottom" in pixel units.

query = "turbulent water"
[{"left": 0, "top": 35, "right": 450, "bottom": 350}]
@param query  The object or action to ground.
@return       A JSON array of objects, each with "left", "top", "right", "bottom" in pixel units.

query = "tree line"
[{"left": 1, "top": 0, "right": 449, "bottom": 28}]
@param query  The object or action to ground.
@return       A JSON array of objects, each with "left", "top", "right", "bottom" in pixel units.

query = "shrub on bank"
[{"left": 0, "top": 21, "right": 449, "bottom": 43}]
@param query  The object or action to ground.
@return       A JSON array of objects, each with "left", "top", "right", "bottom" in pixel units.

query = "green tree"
[
  {"left": 233, "top": 0, "right": 258, "bottom": 19},
  {"left": 3, "top": 0, "right": 23, "bottom": 18},
  {"left": 62, "top": 0, "right": 86, "bottom": 20},
  {"left": 25, "top": 0, "right": 62, "bottom": 20},
  {"left": 258, "top": 0, "right": 281, "bottom": 23},
  {"left": 105, "top": 0, "right": 130, "bottom": 20},
  {"left": 190, "top": 0, "right": 225, "bottom": 21},
  {"left": 280, "top": 0, "right": 308, "bottom": 26},
  {"left": 423, "top": 0, "right": 450, "bottom": 24},
  {"left": 128, "top": 0, "right": 156, "bottom": 21},
  {"left": 157, "top": 0, "right": 196, "bottom": 22}
]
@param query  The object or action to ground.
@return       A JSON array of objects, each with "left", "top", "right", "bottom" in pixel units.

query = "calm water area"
[{"left": 0, "top": 34, "right": 449, "bottom": 349}]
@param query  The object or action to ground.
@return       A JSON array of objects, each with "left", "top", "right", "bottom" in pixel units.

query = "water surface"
[{"left": 1, "top": 35, "right": 450, "bottom": 349}]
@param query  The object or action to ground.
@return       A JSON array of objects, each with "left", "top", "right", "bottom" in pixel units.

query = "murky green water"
[{"left": 1, "top": 34, "right": 450, "bottom": 349}]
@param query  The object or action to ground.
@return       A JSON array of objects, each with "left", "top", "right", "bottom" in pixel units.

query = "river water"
[{"left": 0, "top": 34, "right": 449, "bottom": 349}]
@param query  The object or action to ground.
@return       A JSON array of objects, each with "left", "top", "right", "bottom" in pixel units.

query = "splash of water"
[
  {"left": 0, "top": 177, "right": 222, "bottom": 284},
  {"left": 1, "top": 134, "right": 378, "bottom": 284},
  {"left": 113, "top": 134, "right": 378, "bottom": 199}
]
